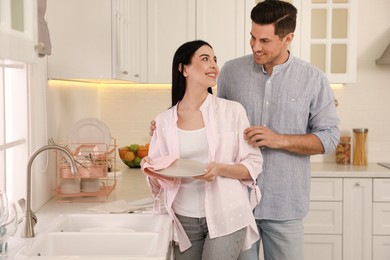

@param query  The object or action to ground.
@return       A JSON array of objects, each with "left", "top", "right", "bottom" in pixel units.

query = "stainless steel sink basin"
[{"left": 15, "top": 213, "right": 172, "bottom": 260}]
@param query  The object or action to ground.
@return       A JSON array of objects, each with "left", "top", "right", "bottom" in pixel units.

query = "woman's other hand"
[{"left": 194, "top": 162, "right": 219, "bottom": 182}]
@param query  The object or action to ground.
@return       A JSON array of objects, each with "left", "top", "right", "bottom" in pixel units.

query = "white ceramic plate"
[
  {"left": 68, "top": 118, "right": 111, "bottom": 152},
  {"left": 152, "top": 159, "right": 206, "bottom": 177}
]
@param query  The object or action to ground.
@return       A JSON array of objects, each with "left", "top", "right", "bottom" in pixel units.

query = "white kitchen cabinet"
[
  {"left": 113, "top": 0, "right": 147, "bottom": 82},
  {"left": 373, "top": 179, "right": 390, "bottom": 260},
  {"left": 303, "top": 178, "right": 343, "bottom": 260},
  {"left": 306, "top": 176, "right": 390, "bottom": 260},
  {"left": 196, "top": 0, "right": 246, "bottom": 71},
  {"left": 147, "top": 0, "right": 249, "bottom": 83},
  {"left": 46, "top": 0, "right": 113, "bottom": 80},
  {"left": 146, "top": 0, "right": 196, "bottom": 83},
  {"left": 47, "top": 0, "right": 252, "bottom": 83},
  {"left": 343, "top": 178, "right": 372, "bottom": 260},
  {"left": 292, "top": 0, "right": 357, "bottom": 83},
  {"left": 0, "top": 0, "right": 38, "bottom": 62}
]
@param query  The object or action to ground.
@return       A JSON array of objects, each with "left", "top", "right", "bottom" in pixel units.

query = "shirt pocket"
[
  {"left": 272, "top": 95, "right": 310, "bottom": 133},
  {"left": 215, "top": 132, "right": 238, "bottom": 163}
]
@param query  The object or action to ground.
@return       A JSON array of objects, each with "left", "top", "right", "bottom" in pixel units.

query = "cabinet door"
[
  {"left": 304, "top": 235, "right": 342, "bottom": 260},
  {"left": 147, "top": 0, "right": 196, "bottom": 83},
  {"left": 304, "top": 202, "right": 342, "bottom": 234},
  {"left": 196, "top": 0, "right": 246, "bottom": 70},
  {"left": 296, "top": 0, "right": 357, "bottom": 83},
  {"left": 47, "top": 0, "right": 112, "bottom": 79},
  {"left": 343, "top": 178, "right": 372, "bottom": 260},
  {"left": 373, "top": 236, "right": 390, "bottom": 260},
  {"left": 113, "top": 0, "right": 147, "bottom": 82},
  {"left": 0, "top": 0, "right": 37, "bottom": 62}
]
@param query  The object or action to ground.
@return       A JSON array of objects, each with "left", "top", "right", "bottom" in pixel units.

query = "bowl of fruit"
[{"left": 118, "top": 143, "right": 149, "bottom": 168}]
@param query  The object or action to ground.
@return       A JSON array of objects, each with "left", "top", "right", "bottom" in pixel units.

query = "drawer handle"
[{"left": 355, "top": 182, "right": 361, "bottom": 186}]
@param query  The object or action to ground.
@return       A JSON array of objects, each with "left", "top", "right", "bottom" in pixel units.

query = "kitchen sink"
[
  {"left": 15, "top": 213, "right": 173, "bottom": 260},
  {"left": 40, "top": 213, "right": 170, "bottom": 233}
]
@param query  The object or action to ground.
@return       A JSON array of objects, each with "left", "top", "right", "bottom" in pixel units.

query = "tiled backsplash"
[{"left": 48, "top": 80, "right": 390, "bottom": 164}]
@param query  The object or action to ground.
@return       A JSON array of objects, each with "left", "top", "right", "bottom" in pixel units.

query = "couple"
[{"left": 141, "top": 1, "right": 340, "bottom": 260}]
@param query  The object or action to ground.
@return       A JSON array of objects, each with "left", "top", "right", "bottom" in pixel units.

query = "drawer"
[
  {"left": 310, "top": 178, "right": 342, "bottom": 201},
  {"left": 373, "top": 236, "right": 390, "bottom": 260},
  {"left": 304, "top": 202, "right": 342, "bottom": 234},
  {"left": 373, "top": 179, "right": 390, "bottom": 202},
  {"left": 304, "top": 235, "right": 342, "bottom": 260},
  {"left": 373, "top": 203, "right": 390, "bottom": 235}
]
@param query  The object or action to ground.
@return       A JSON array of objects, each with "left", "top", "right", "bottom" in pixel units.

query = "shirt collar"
[{"left": 257, "top": 51, "right": 293, "bottom": 74}]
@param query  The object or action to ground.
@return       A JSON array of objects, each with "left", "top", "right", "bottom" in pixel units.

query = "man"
[{"left": 217, "top": 1, "right": 340, "bottom": 259}]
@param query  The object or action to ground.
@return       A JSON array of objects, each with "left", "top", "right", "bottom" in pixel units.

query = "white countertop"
[
  {"left": 311, "top": 162, "right": 390, "bottom": 177},
  {"left": 5, "top": 162, "right": 390, "bottom": 258}
]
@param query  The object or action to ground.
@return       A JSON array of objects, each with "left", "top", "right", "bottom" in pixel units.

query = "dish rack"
[{"left": 55, "top": 138, "right": 117, "bottom": 202}]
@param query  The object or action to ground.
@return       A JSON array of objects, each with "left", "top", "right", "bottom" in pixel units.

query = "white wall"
[
  {"left": 319, "top": 0, "right": 390, "bottom": 163},
  {"left": 47, "top": 0, "right": 390, "bottom": 168}
]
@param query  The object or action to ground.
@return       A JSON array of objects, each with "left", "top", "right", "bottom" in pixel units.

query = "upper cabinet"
[
  {"left": 0, "top": 0, "right": 38, "bottom": 62},
  {"left": 290, "top": 0, "right": 357, "bottom": 83},
  {"left": 47, "top": 0, "right": 356, "bottom": 84},
  {"left": 113, "top": 0, "right": 147, "bottom": 82},
  {"left": 146, "top": 0, "right": 196, "bottom": 83},
  {"left": 46, "top": 0, "right": 113, "bottom": 80},
  {"left": 46, "top": 0, "right": 251, "bottom": 83}
]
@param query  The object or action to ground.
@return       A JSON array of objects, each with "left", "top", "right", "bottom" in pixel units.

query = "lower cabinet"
[
  {"left": 305, "top": 177, "right": 390, "bottom": 260},
  {"left": 373, "top": 179, "right": 390, "bottom": 260},
  {"left": 258, "top": 176, "right": 390, "bottom": 260},
  {"left": 304, "top": 178, "right": 343, "bottom": 260}
]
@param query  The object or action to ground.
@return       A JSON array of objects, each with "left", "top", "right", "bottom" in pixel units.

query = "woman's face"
[{"left": 184, "top": 45, "right": 219, "bottom": 88}]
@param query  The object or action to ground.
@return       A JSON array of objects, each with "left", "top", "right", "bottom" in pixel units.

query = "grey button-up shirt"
[{"left": 217, "top": 54, "right": 340, "bottom": 220}]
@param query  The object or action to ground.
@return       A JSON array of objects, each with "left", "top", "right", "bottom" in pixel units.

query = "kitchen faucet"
[{"left": 21, "top": 144, "right": 78, "bottom": 238}]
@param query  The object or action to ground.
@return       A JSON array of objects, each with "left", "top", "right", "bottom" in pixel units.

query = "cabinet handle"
[
  {"left": 355, "top": 182, "right": 361, "bottom": 186},
  {"left": 134, "top": 74, "right": 139, "bottom": 77},
  {"left": 122, "top": 71, "right": 129, "bottom": 75}
]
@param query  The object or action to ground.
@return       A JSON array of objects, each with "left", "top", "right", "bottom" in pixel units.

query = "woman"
[{"left": 141, "top": 40, "right": 263, "bottom": 260}]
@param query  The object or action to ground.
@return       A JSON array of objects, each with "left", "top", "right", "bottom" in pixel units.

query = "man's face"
[{"left": 249, "top": 22, "right": 292, "bottom": 68}]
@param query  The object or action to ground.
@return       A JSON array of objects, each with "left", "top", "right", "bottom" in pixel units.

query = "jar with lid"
[
  {"left": 353, "top": 128, "right": 368, "bottom": 166},
  {"left": 336, "top": 136, "right": 351, "bottom": 164}
]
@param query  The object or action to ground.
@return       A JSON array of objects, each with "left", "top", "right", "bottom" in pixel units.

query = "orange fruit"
[
  {"left": 137, "top": 145, "right": 148, "bottom": 158},
  {"left": 124, "top": 151, "right": 135, "bottom": 162},
  {"left": 119, "top": 147, "right": 129, "bottom": 159}
]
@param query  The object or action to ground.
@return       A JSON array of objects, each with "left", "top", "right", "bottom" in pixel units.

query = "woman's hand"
[{"left": 194, "top": 162, "right": 220, "bottom": 182}]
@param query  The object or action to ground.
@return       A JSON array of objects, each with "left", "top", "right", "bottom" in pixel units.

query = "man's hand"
[
  {"left": 244, "top": 125, "right": 283, "bottom": 149},
  {"left": 149, "top": 120, "right": 156, "bottom": 136}
]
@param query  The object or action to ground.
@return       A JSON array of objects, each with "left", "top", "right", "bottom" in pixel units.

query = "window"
[
  {"left": 0, "top": 60, "right": 29, "bottom": 202},
  {"left": 1, "top": 0, "right": 38, "bottom": 202}
]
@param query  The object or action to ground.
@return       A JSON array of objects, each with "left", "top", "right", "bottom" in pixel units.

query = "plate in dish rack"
[{"left": 68, "top": 118, "right": 111, "bottom": 153}]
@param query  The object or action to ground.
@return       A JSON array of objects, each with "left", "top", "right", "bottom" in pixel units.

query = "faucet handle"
[
  {"left": 17, "top": 198, "right": 37, "bottom": 225},
  {"left": 18, "top": 198, "right": 25, "bottom": 212}
]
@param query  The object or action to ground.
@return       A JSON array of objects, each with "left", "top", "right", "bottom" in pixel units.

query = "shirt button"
[{"left": 265, "top": 101, "right": 270, "bottom": 105}]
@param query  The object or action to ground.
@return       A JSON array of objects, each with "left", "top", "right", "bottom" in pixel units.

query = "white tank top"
[{"left": 172, "top": 127, "right": 208, "bottom": 217}]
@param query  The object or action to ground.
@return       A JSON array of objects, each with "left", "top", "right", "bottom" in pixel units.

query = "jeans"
[
  {"left": 174, "top": 214, "right": 246, "bottom": 260},
  {"left": 238, "top": 219, "right": 304, "bottom": 260}
]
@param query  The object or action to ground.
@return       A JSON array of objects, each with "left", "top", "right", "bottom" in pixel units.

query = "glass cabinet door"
[
  {"left": 298, "top": 0, "right": 357, "bottom": 83},
  {"left": 0, "top": 0, "right": 38, "bottom": 62}
]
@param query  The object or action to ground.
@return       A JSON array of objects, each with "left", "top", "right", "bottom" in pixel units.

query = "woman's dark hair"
[
  {"left": 251, "top": 0, "right": 297, "bottom": 39},
  {"left": 171, "top": 40, "right": 213, "bottom": 107}
]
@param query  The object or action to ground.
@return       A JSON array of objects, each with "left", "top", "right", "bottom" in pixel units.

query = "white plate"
[
  {"left": 68, "top": 118, "right": 111, "bottom": 152},
  {"left": 152, "top": 159, "right": 206, "bottom": 177}
]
